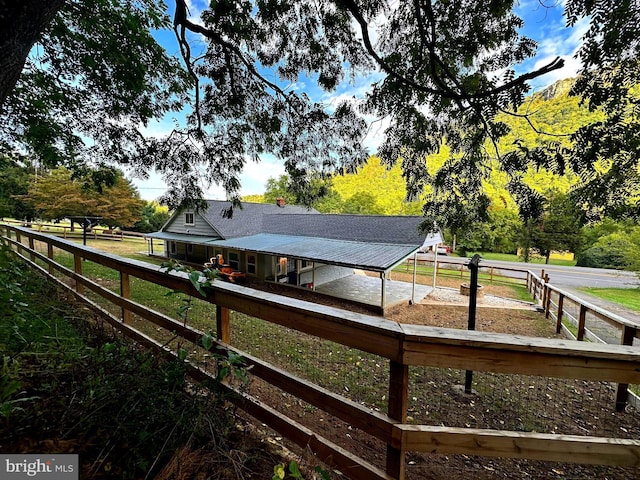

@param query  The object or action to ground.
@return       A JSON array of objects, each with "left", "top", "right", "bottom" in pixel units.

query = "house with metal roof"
[{"left": 145, "top": 198, "right": 433, "bottom": 312}]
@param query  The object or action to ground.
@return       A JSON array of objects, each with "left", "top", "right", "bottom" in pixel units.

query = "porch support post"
[
  {"left": 381, "top": 271, "right": 386, "bottom": 310},
  {"left": 433, "top": 249, "right": 438, "bottom": 288},
  {"left": 411, "top": 252, "right": 417, "bottom": 304}
]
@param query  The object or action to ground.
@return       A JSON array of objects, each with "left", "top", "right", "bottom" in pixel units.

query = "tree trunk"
[{"left": 0, "top": 0, "right": 66, "bottom": 113}]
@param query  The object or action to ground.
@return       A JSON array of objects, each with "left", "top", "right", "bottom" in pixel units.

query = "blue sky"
[{"left": 132, "top": 0, "right": 588, "bottom": 201}]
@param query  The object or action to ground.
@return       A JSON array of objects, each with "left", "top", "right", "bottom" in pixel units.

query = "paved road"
[{"left": 417, "top": 253, "right": 640, "bottom": 289}]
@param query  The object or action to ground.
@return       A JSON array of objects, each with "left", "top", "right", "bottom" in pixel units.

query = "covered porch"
[{"left": 313, "top": 273, "right": 433, "bottom": 313}]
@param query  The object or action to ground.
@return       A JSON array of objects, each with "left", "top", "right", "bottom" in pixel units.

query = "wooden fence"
[
  {"left": 0, "top": 219, "right": 145, "bottom": 241},
  {"left": 527, "top": 270, "right": 640, "bottom": 410},
  {"left": 2, "top": 224, "right": 640, "bottom": 480},
  {"left": 405, "top": 256, "right": 530, "bottom": 286}
]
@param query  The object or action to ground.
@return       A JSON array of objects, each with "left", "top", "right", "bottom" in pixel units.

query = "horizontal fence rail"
[
  {"left": 0, "top": 218, "right": 145, "bottom": 240},
  {"left": 406, "top": 257, "right": 530, "bottom": 283},
  {"left": 527, "top": 270, "right": 640, "bottom": 410},
  {"left": 2, "top": 224, "right": 640, "bottom": 480}
]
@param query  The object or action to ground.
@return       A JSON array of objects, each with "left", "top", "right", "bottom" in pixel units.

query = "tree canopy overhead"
[{"left": 1, "top": 0, "right": 638, "bottom": 224}]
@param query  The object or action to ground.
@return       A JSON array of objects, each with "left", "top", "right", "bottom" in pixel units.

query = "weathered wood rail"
[
  {"left": 0, "top": 218, "right": 146, "bottom": 241},
  {"left": 527, "top": 270, "right": 640, "bottom": 410},
  {"left": 2, "top": 224, "right": 640, "bottom": 480}
]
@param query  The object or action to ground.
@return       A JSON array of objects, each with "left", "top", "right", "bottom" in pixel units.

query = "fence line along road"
[{"left": 2, "top": 224, "right": 640, "bottom": 480}]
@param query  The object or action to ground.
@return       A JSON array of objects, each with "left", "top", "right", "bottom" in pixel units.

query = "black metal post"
[{"left": 465, "top": 254, "right": 481, "bottom": 394}]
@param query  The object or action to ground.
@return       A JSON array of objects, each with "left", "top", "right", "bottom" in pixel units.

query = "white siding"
[{"left": 165, "top": 210, "right": 218, "bottom": 236}]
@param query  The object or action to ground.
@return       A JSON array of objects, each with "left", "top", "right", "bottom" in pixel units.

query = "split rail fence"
[
  {"left": 0, "top": 218, "right": 145, "bottom": 241},
  {"left": 2, "top": 224, "right": 640, "bottom": 480},
  {"left": 528, "top": 270, "right": 640, "bottom": 410}
]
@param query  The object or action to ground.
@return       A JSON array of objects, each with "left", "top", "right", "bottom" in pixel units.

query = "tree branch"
[
  {"left": 335, "top": 0, "right": 564, "bottom": 102},
  {"left": 172, "top": 0, "right": 297, "bottom": 111}
]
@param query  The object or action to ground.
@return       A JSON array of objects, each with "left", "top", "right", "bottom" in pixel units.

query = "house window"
[
  {"left": 169, "top": 242, "right": 176, "bottom": 254},
  {"left": 247, "top": 254, "right": 257, "bottom": 275},
  {"left": 299, "top": 259, "right": 313, "bottom": 271},
  {"left": 186, "top": 243, "right": 193, "bottom": 254},
  {"left": 228, "top": 251, "right": 240, "bottom": 271},
  {"left": 185, "top": 212, "right": 194, "bottom": 225}
]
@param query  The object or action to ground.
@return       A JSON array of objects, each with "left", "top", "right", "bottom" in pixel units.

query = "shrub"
[
  {"left": 576, "top": 246, "right": 628, "bottom": 269},
  {"left": 576, "top": 231, "right": 640, "bottom": 271}
]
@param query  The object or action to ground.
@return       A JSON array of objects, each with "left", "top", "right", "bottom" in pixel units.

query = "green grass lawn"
[
  {"left": 460, "top": 251, "right": 577, "bottom": 266},
  {"left": 579, "top": 287, "right": 640, "bottom": 312}
]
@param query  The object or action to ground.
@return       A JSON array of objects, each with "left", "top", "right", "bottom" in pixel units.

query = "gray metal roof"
[
  {"left": 208, "top": 233, "right": 418, "bottom": 272},
  {"left": 165, "top": 201, "right": 425, "bottom": 245},
  {"left": 261, "top": 213, "right": 425, "bottom": 245},
  {"left": 145, "top": 231, "right": 219, "bottom": 245},
  {"left": 199, "top": 200, "right": 317, "bottom": 239}
]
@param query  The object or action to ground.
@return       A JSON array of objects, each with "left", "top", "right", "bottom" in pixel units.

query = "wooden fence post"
[
  {"left": 489, "top": 267, "right": 494, "bottom": 283},
  {"left": 386, "top": 360, "right": 409, "bottom": 480},
  {"left": 616, "top": 326, "right": 637, "bottom": 411},
  {"left": 73, "top": 254, "right": 83, "bottom": 294},
  {"left": 28, "top": 235, "right": 35, "bottom": 261},
  {"left": 47, "top": 243, "right": 54, "bottom": 275},
  {"left": 577, "top": 305, "right": 587, "bottom": 341},
  {"left": 544, "top": 276, "right": 552, "bottom": 319},
  {"left": 555, "top": 294, "right": 565, "bottom": 334},
  {"left": 216, "top": 305, "right": 231, "bottom": 343},
  {"left": 15, "top": 231, "right": 22, "bottom": 255},
  {"left": 120, "top": 272, "right": 131, "bottom": 324}
]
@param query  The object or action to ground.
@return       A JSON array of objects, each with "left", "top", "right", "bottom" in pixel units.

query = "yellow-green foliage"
[
  {"left": 254, "top": 78, "right": 619, "bottom": 218},
  {"left": 331, "top": 156, "right": 423, "bottom": 215}
]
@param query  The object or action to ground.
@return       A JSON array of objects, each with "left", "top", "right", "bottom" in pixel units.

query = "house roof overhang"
[
  {"left": 207, "top": 233, "right": 419, "bottom": 273},
  {"left": 144, "top": 231, "right": 221, "bottom": 245}
]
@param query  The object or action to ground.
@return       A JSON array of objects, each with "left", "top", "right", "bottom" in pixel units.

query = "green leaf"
[
  {"left": 201, "top": 333, "right": 213, "bottom": 351},
  {"left": 273, "top": 463, "right": 285, "bottom": 480},
  {"left": 289, "top": 461, "right": 301, "bottom": 478}
]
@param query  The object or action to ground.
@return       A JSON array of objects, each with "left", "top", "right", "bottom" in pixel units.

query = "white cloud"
[
  {"left": 130, "top": 154, "right": 286, "bottom": 202},
  {"left": 185, "top": 0, "right": 206, "bottom": 25}
]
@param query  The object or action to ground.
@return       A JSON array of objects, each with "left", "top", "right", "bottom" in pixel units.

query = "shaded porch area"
[{"left": 313, "top": 273, "right": 433, "bottom": 313}]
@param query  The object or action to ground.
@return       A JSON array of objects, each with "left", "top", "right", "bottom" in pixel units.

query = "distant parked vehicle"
[{"left": 436, "top": 245, "right": 451, "bottom": 255}]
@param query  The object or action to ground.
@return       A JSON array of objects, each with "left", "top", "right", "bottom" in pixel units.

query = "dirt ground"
[{"left": 238, "top": 276, "right": 640, "bottom": 480}]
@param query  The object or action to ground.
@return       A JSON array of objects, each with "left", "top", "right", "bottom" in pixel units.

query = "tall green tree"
[
  {"left": 524, "top": 191, "right": 584, "bottom": 263},
  {"left": 2, "top": 1, "right": 638, "bottom": 222},
  {"left": 1, "top": 0, "right": 188, "bottom": 181},
  {"left": 132, "top": 201, "right": 170, "bottom": 233},
  {"left": 26, "top": 167, "right": 144, "bottom": 228},
  {"left": 0, "top": 155, "right": 37, "bottom": 221}
]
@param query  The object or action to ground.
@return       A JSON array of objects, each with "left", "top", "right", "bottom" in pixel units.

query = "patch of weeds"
[
  {"left": 273, "top": 461, "right": 332, "bottom": 480},
  {"left": 0, "top": 248, "right": 263, "bottom": 479}
]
